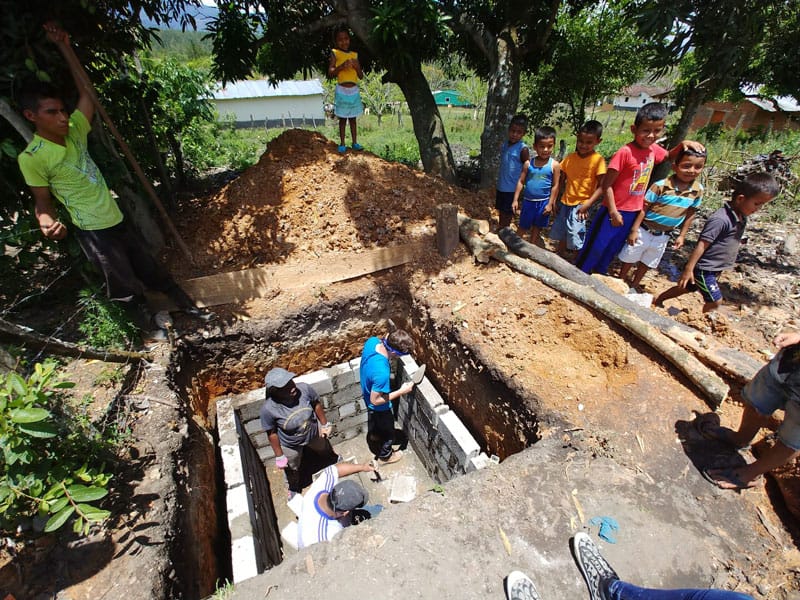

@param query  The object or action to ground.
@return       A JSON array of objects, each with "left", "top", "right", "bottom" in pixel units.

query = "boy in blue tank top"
[
  {"left": 512, "top": 126, "right": 561, "bottom": 246},
  {"left": 495, "top": 114, "right": 530, "bottom": 229}
]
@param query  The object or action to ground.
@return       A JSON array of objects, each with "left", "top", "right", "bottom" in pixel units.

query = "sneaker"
[
  {"left": 351, "top": 143, "right": 364, "bottom": 151},
  {"left": 377, "top": 450, "right": 403, "bottom": 465},
  {"left": 571, "top": 532, "right": 617, "bottom": 600},
  {"left": 505, "top": 571, "right": 541, "bottom": 600},
  {"left": 337, "top": 145, "right": 347, "bottom": 153}
]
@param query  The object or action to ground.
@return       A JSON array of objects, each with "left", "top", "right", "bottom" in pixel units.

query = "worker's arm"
[
  {"left": 43, "top": 22, "right": 94, "bottom": 122},
  {"left": 601, "top": 169, "right": 622, "bottom": 226},
  {"left": 267, "top": 430, "right": 288, "bottom": 468},
  {"left": 368, "top": 381, "right": 414, "bottom": 407},
  {"left": 314, "top": 402, "right": 332, "bottom": 437},
  {"left": 544, "top": 160, "right": 561, "bottom": 215},
  {"left": 30, "top": 186, "right": 67, "bottom": 240},
  {"left": 677, "top": 239, "right": 710, "bottom": 288},
  {"left": 335, "top": 462, "right": 374, "bottom": 477}
]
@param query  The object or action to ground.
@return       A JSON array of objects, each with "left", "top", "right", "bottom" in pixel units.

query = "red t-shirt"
[{"left": 606, "top": 142, "right": 668, "bottom": 212}]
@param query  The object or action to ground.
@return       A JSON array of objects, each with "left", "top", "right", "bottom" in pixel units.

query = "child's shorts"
[
  {"left": 549, "top": 202, "right": 585, "bottom": 250},
  {"left": 334, "top": 84, "right": 364, "bottom": 118},
  {"left": 686, "top": 268, "right": 723, "bottom": 303},
  {"left": 519, "top": 198, "right": 549, "bottom": 230},
  {"left": 495, "top": 191, "right": 515, "bottom": 215},
  {"left": 617, "top": 224, "right": 670, "bottom": 268},
  {"left": 743, "top": 352, "right": 800, "bottom": 451}
]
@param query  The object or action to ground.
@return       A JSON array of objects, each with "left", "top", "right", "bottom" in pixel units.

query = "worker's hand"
[
  {"left": 360, "top": 463, "right": 375, "bottom": 473},
  {"left": 608, "top": 210, "right": 623, "bottom": 227},
  {"left": 672, "top": 235, "right": 686, "bottom": 250},
  {"left": 512, "top": 199, "right": 520, "bottom": 215},
  {"left": 576, "top": 202, "right": 591, "bottom": 222},
  {"left": 40, "top": 219, "right": 67, "bottom": 240},
  {"left": 275, "top": 456, "right": 288, "bottom": 469},
  {"left": 543, "top": 202, "right": 554, "bottom": 215},
  {"left": 774, "top": 331, "right": 800, "bottom": 349},
  {"left": 398, "top": 381, "right": 414, "bottom": 396},
  {"left": 626, "top": 230, "right": 638, "bottom": 246},
  {"left": 319, "top": 423, "right": 333, "bottom": 438},
  {"left": 43, "top": 21, "right": 69, "bottom": 46}
]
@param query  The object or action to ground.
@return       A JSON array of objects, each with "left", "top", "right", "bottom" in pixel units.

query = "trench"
[{"left": 167, "top": 287, "right": 542, "bottom": 595}]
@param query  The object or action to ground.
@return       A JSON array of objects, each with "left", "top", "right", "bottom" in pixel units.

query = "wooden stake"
[{"left": 435, "top": 204, "right": 459, "bottom": 257}]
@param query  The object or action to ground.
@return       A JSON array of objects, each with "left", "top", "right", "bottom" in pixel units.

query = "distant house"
[
  {"left": 432, "top": 89, "right": 473, "bottom": 108},
  {"left": 691, "top": 94, "right": 800, "bottom": 133},
  {"left": 611, "top": 85, "right": 669, "bottom": 111},
  {"left": 211, "top": 79, "right": 325, "bottom": 128}
]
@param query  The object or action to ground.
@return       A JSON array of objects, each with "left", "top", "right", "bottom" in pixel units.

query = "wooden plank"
[{"left": 147, "top": 241, "right": 426, "bottom": 310}]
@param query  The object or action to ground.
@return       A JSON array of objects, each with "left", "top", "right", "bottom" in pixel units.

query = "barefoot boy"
[
  {"left": 700, "top": 330, "right": 800, "bottom": 490},
  {"left": 654, "top": 172, "right": 778, "bottom": 313},
  {"left": 618, "top": 147, "right": 706, "bottom": 288}
]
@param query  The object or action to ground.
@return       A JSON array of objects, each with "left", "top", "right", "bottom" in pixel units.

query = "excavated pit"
[{"left": 167, "top": 287, "right": 542, "bottom": 589}]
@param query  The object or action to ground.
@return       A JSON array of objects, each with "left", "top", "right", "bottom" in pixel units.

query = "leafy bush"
[
  {"left": 0, "top": 362, "right": 114, "bottom": 535},
  {"left": 77, "top": 289, "right": 139, "bottom": 349}
]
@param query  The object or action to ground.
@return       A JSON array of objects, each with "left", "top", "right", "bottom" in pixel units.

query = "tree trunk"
[
  {"left": 653, "top": 86, "right": 707, "bottom": 181},
  {"left": 139, "top": 97, "right": 174, "bottom": 205},
  {"left": 0, "top": 318, "right": 152, "bottom": 364},
  {"left": 479, "top": 32, "right": 521, "bottom": 189},
  {"left": 166, "top": 130, "right": 187, "bottom": 190},
  {"left": 0, "top": 98, "right": 32, "bottom": 143},
  {"left": 458, "top": 218, "right": 729, "bottom": 405},
  {"left": 388, "top": 65, "right": 457, "bottom": 182},
  {"left": 497, "top": 226, "right": 763, "bottom": 384}
]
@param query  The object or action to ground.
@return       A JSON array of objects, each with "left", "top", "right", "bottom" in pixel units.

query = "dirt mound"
[{"left": 174, "top": 129, "right": 492, "bottom": 275}]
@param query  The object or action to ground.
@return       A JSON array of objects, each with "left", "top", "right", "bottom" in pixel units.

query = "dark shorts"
[
  {"left": 519, "top": 198, "right": 549, "bottom": 229},
  {"left": 76, "top": 222, "right": 192, "bottom": 307},
  {"left": 495, "top": 191, "right": 515, "bottom": 215},
  {"left": 687, "top": 268, "right": 723, "bottom": 303}
]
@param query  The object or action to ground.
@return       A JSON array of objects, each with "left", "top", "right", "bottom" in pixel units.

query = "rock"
[{"left": 779, "top": 233, "right": 798, "bottom": 256}]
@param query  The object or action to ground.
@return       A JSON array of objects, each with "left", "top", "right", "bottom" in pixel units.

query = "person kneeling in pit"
[
  {"left": 260, "top": 367, "right": 339, "bottom": 497},
  {"left": 297, "top": 462, "right": 377, "bottom": 549}
]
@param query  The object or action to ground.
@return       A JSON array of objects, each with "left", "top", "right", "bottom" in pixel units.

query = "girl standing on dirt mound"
[{"left": 328, "top": 27, "right": 364, "bottom": 153}]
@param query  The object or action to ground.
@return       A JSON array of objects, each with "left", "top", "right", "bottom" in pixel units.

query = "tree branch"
[{"left": 0, "top": 98, "right": 33, "bottom": 144}]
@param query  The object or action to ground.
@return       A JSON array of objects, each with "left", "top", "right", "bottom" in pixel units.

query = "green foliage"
[
  {"left": 0, "top": 362, "right": 114, "bottom": 535},
  {"left": 521, "top": 2, "right": 647, "bottom": 133},
  {"left": 77, "top": 289, "right": 138, "bottom": 350},
  {"left": 359, "top": 70, "right": 402, "bottom": 121}
]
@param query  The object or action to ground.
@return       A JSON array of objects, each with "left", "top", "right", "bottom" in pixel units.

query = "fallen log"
[
  {"left": 0, "top": 318, "right": 152, "bottom": 364},
  {"left": 497, "top": 227, "right": 763, "bottom": 384},
  {"left": 458, "top": 216, "right": 729, "bottom": 405}
]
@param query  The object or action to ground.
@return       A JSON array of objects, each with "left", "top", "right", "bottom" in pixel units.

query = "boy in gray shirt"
[{"left": 654, "top": 172, "right": 779, "bottom": 313}]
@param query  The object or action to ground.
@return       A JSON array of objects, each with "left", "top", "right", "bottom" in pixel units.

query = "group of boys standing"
[{"left": 495, "top": 102, "right": 779, "bottom": 314}]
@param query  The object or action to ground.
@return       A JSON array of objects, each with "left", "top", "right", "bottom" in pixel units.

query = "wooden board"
[{"left": 147, "top": 241, "right": 426, "bottom": 310}]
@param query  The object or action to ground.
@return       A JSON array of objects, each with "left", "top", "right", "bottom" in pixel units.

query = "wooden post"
[{"left": 435, "top": 203, "right": 459, "bottom": 257}]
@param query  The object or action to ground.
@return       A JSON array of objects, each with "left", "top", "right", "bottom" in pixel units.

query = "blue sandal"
[
  {"left": 351, "top": 143, "right": 364, "bottom": 151},
  {"left": 337, "top": 145, "right": 347, "bottom": 153}
]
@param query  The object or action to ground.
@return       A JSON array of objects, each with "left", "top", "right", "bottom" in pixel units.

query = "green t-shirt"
[{"left": 18, "top": 110, "right": 123, "bottom": 231}]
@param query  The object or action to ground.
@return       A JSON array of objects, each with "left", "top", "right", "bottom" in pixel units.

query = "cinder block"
[
  {"left": 219, "top": 443, "right": 245, "bottom": 487},
  {"left": 251, "top": 432, "right": 269, "bottom": 448},
  {"left": 348, "top": 357, "right": 361, "bottom": 382},
  {"left": 415, "top": 378, "right": 446, "bottom": 416},
  {"left": 243, "top": 419, "right": 262, "bottom": 435},
  {"left": 230, "top": 535, "right": 259, "bottom": 583},
  {"left": 257, "top": 445, "right": 275, "bottom": 461},
  {"left": 231, "top": 388, "right": 265, "bottom": 408},
  {"left": 437, "top": 411, "right": 481, "bottom": 464},
  {"left": 398, "top": 355, "right": 419, "bottom": 379},
  {"left": 332, "top": 385, "right": 361, "bottom": 406},
  {"left": 335, "top": 410, "right": 369, "bottom": 435},
  {"left": 295, "top": 369, "right": 333, "bottom": 396},
  {"left": 466, "top": 452, "right": 491, "bottom": 473},
  {"left": 326, "top": 362, "right": 355, "bottom": 390},
  {"left": 338, "top": 401, "right": 359, "bottom": 419},
  {"left": 237, "top": 401, "right": 262, "bottom": 423}
]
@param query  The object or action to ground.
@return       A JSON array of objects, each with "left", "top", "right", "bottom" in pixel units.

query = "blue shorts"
[
  {"left": 687, "top": 268, "right": 723, "bottom": 303},
  {"left": 495, "top": 191, "right": 515, "bottom": 215},
  {"left": 549, "top": 202, "right": 585, "bottom": 250},
  {"left": 743, "top": 351, "right": 800, "bottom": 451},
  {"left": 519, "top": 198, "right": 549, "bottom": 230}
]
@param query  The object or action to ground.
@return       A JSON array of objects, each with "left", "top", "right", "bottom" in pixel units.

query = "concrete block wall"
[{"left": 219, "top": 357, "right": 492, "bottom": 577}]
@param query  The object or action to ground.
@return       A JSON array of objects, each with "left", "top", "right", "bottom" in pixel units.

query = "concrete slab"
[{"left": 229, "top": 437, "right": 768, "bottom": 600}]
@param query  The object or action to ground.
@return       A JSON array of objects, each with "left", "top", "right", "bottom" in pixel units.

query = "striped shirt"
[
  {"left": 297, "top": 465, "right": 343, "bottom": 548},
  {"left": 642, "top": 176, "right": 703, "bottom": 232}
]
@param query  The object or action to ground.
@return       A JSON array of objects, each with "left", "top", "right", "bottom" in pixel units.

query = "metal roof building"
[{"left": 211, "top": 79, "right": 326, "bottom": 128}]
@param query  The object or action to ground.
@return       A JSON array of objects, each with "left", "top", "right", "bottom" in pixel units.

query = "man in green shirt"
[{"left": 17, "top": 23, "right": 208, "bottom": 331}]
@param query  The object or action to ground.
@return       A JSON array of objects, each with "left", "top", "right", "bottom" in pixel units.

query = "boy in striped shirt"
[{"left": 617, "top": 147, "right": 706, "bottom": 288}]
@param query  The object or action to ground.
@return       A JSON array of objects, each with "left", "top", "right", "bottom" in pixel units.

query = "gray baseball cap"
[
  {"left": 264, "top": 367, "right": 295, "bottom": 389},
  {"left": 330, "top": 480, "right": 368, "bottom": 512}
]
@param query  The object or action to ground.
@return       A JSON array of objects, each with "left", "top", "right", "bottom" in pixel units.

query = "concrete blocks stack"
[{"left": 215, "top": 397, "right": 259, "bottom": 582}]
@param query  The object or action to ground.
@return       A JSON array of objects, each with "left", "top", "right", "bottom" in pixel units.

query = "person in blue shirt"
[{"left": 359, "top": 330, "right": 415, "bottom": 465}]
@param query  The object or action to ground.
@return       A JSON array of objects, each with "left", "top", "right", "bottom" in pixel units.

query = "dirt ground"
[{"left": 3, "top": 129, "right": 799, "bottom": 599}]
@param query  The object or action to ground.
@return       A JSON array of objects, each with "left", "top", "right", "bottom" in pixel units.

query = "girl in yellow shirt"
[{"left": 328, "top": 28, "right": 364, "bottom": 153}]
